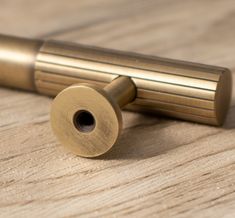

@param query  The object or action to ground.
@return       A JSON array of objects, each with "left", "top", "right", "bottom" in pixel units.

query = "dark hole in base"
[{"left": 73, "top": 110, "right": 96, "bottom": 133}]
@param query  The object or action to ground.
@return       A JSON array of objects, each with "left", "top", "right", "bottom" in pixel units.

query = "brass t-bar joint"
[{"left": 0, "top": 34, "right": 232, "bottom": 157}]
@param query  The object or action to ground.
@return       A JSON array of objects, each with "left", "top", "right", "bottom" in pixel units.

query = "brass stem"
[{"left": 104, "top": 76, "right": 136, "bottom": 108}]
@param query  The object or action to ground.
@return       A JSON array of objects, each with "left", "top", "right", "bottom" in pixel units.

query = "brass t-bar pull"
[{"left": 0, "top": 34, "right": 232, "bottom": 157}]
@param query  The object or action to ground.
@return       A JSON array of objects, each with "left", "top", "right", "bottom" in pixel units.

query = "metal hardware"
[
  {"left": 0, "top": 34, "right": 232, "bottom": 157},
  {"left": 51, "top": 76, "right": 136, "bottom": 157}
]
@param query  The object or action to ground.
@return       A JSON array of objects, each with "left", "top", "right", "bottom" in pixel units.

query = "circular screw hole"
[{"left": 73, "top": 110, "right": 96, "bottom": 133}]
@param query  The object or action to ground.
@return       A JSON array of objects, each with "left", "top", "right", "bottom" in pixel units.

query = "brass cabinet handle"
[{"left": 0, "top": 34, "right": 232, "bottom": 157}]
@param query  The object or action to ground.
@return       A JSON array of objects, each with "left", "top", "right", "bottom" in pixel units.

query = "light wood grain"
[{"left": 0, "top": 0, "right": 235, "bottom": 217}]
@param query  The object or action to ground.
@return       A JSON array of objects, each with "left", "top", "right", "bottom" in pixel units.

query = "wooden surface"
[{"left": 1, "top": 0, "right": 235, "bottom": 217}]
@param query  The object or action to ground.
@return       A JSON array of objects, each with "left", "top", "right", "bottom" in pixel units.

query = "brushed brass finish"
[
  {"left": 0, "top": 34, "right": 232, "bottom": 157},
  {"left": 51, "top": 76, "right": 136, "bottom": 157}
]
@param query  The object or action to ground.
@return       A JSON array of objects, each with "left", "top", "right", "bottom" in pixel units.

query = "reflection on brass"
[{"left": 0, "top": 34, "right": 232, "bottom": 157}]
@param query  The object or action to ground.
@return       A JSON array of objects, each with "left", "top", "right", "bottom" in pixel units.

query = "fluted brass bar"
[
  {"left": 0, "top": 34, "right": 232, "bottom": 126},
  {"left": 35, "top": 41, "right": 231, "bottom": 125}
]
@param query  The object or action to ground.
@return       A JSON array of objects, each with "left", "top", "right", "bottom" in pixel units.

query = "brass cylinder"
[
  {"left": 34, "top": 40, "right": 231, "bottom": 126},
  {"left": 0, "top": 35, "right": 43, "bottom": 91},
  {"left": 0, "top": 34, "right": 232, "bottom": 157}
]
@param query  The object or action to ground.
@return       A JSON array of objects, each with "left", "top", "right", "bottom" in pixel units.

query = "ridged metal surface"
[{"left": 35, "top": 40, "right": 231, "bottom": 125}]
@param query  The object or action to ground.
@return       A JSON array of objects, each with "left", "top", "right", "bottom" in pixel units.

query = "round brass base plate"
[{"left": 51, "top": 83, "right": 122, "bottom": 157}]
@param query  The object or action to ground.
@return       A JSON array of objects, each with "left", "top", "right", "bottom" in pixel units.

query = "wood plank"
[{"left": 0, "top": 0, "right": 235, "bottom": 217}]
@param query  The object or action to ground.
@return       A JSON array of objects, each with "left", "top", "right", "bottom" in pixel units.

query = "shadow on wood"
[{"left": 98, "top": 105, "right": 235, "bottom": 160}]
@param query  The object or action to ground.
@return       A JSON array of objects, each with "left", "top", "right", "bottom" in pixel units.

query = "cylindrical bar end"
[
  {"left": 0, "top": 34, "right": 43, "bottom": 91},
  {"left": 215, "top": 68, "right": 232, "bottom": 125}
]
